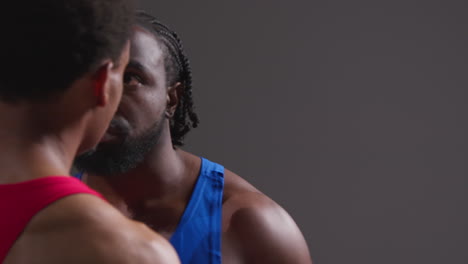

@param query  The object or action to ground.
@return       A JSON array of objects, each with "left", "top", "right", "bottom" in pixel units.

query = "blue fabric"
[
  {"left": 73, "top": 172, "right": 83, "bottom": 180},
  {"left": 170, "top": 158, "right": 224, "bottom": 264}
]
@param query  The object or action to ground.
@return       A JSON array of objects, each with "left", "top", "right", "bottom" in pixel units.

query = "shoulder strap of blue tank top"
[
  {"left": 170, "top": 157, "right": 224, "bottom": 264},
  {"left": 73, "top": 172, "right": 83, "bottom": 180}
]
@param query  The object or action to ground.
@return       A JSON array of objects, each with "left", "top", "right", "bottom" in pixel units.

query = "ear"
[
  {"left": 92, "top": 61, "right": 113, "bottom": 107},
  {"left": 165, "top": 82, "right": 183, "bottom": 118}
]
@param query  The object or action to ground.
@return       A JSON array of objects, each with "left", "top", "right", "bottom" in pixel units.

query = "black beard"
[{"left": 74, "top": 119, "right": 164, "bottom": 177}]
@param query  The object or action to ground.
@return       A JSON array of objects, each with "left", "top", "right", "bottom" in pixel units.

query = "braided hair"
[{"left": 136, "top": 11, "right": 199, "bottom": 146}]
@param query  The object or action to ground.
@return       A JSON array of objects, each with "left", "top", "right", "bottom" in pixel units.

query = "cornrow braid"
[{"left": 136, "top": 11, "right": 199, "bottom": 146}]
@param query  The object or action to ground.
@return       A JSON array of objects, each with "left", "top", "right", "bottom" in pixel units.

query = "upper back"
[
  {"left": 0, "top": 176, "right": 104, "bottom": 262},
  {"left": 1, "top": 177, "right": 179, "bottom": 264}
]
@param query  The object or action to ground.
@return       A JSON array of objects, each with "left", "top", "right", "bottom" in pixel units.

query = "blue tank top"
[
  {"left": 73, "top": 158, "right": 224, "bottom": 264},
  {"left": 170, "top": 158, "right": 224, "bottom": 264}
]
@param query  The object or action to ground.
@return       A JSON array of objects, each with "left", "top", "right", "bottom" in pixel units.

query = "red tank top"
[{"left": 0, "top": 176, "right": 104, "bottom": 262}]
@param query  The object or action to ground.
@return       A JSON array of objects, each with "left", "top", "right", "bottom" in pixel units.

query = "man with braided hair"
[{"left": 75, "top": 11, "right": 312, "bottom": 264}]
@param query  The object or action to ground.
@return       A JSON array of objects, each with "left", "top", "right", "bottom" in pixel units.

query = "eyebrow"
[{"left": 127, "top": 60, "right": 147, "bottom": 73}]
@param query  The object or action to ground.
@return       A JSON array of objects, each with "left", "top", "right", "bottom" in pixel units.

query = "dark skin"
[
  {"left": 0, "top": 42, "right": 179, "bottom": 264},
  {"left": 84, "top": 27, "right": 312, "bottom": 264}
]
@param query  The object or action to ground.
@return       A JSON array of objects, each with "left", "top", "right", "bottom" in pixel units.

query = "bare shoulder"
[
  {"left": 5, "top": 194, "right": 179, "bottom": 264},
  {"left": 222, "top": 169, "right": 312, "bottom": 264}
]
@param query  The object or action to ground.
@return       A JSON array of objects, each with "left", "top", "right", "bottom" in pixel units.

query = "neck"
[
  {"left": 88, "top": 133, "right": 200, "bottom": 203},
  {"left": 0, "top": 103, "right": 82, "bottom": 184},
  {"left": 85, "top": 131, "right": 201, "bottom": 233}
]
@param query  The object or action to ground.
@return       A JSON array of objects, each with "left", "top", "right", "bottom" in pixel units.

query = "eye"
[{"left": 123, "top": 72, "right": 143, "bottom": 87}]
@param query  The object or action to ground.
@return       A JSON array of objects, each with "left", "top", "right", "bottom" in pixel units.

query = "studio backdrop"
[{"left": 138, "top": 1, "right": 468, "bottom": 263}]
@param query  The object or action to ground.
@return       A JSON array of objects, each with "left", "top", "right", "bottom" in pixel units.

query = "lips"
[
  {"left": 108, "top": 118, "right": 130, "bottom": 134},
  {"left": 100, "top": 117, "right": 130, "bottom": 143}
]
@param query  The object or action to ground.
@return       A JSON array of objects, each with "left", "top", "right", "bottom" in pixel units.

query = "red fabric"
[{"left": 0, "top": 176, "right": 104, "bottom": 262}]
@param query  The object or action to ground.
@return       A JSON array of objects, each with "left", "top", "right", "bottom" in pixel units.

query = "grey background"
[{"left": 138, "top": 1, "right": 468, "bottom": 263}]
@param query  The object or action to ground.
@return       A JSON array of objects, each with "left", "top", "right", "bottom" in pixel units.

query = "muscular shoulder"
[
  {"left": 6, "top": 194, "right": 179, "bottom": 264},
  {"left": 222, "top": 169, "right": 312, "bottom": 264}
]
